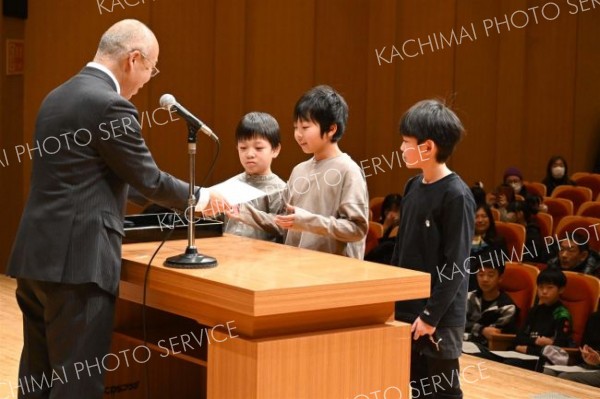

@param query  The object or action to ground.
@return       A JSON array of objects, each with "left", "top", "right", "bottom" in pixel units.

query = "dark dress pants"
[{"left": 15, "top": 278, "right": 115, "bottom": 399}]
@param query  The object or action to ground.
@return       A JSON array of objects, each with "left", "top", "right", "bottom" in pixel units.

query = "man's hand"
[
  {"left": 515, "top": 345, "right": 528, "bottom": 354},
  {"left": 534, "top": 336, "right": 554, "bottom": 347},
  {"left": 482, "top": 327, "right": 502, "bottom": 340},
  {"left": 581, "top": 345, "right": 600, "bottom": 366},
  {"left": 274, "top": 204, "right": 295, "bottom": 229},
  {"left": 411, "top": 317, "right": 436, "bottom": 340},
  {"left": 201, "top": 190, "right": 231, "bottom": 217}
]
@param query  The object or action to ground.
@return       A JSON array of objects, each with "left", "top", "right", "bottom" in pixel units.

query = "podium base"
[{"left": 164, "top": 247, "right": 218, "bottom": 269}]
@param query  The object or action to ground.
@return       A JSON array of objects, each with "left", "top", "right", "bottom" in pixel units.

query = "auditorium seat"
[
  {"left": 554, "top": 215, "right": 600, "bottom": 252},
  {"left": 500, "top": 262, "right": 539, "bottom": 328},
  {"left": 490, "top": 207, "right": 500, "bottom": 222},
  {"left": 577, "top": 201, "right": 600, "bottom": 218},
  {"left": 561, "top": 271, "right": 600, "bottom": 346},
  {"left": 488, "top": 263, "right": 539, "bottom": 350},
  {"left": 543, "top": 197, "right": 574, "bottom": 230},
  {"left": 573, "top": 173, "right": 600, "bottom": 198},
  {"left": 495, "top": 222, "right": 526, "bottom": 262},
  {"left": 551, "top": 186, "right": 593, "bottom": 213},
  {"left": 532, "top": 212, "right": 553, "bottom": 239},
  {"left": 571, "top": 172, "right": 590, "bottom": 181},
  {"left": 524, "top": 181, "right": 547, "bottom": 198},
  {"left": 365, "top": 221, "right": 383, "bottom": 255}
]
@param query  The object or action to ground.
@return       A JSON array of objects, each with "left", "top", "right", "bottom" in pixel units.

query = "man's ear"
[{"left": 558, "top": 286, "right": 566, "bottom": 295}]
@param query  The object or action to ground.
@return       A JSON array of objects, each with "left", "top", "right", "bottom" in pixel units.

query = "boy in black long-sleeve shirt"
[
  {"left": 514, "top": 268, "right": 573, "bottom": 356},
  {"left": 391, "top": 100, "right": 475, "bottom": 399}
]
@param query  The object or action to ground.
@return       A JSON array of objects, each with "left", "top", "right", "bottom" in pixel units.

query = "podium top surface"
[{"left": 121, "top": 234, "right": 430, "bottom": 317}]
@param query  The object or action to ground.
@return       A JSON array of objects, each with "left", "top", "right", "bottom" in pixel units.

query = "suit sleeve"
[{"left": 94, "top": 99, "right": 190, "bottom": 211}]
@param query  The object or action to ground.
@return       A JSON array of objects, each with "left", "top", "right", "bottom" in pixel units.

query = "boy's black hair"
[
  {"left": 472, "top": 244, "right": 505, "bottom": 275},
  {"left": 564, "top": 232, "right": 590, "bottom": 253},
  {"left": 507, "top": 198, "right": 537, "bottom": 223},
  {"left": 235, "top": 112, "right": 281, "bottom": 148},
  {"left": 470, "top": 185, "right": 486, "bottom": 207},
  {"left": 475, "top": 264, "right": 505, "bottom": 276},
  {"left": 537, "top": 268, "right": 567, "bottom": 288},
  {"left": 293, "top": 85, "right": 348, "bottom": 143},
  {"left": 399, "top": 99, "right": 464, "bottom": 163},
  {"left": 379, "top": 193, "right": 402, "bottom": 224}
]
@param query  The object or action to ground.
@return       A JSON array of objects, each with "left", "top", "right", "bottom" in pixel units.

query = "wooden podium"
[{"left": 105, "top": 235, "right": 430, "bottom": 399}]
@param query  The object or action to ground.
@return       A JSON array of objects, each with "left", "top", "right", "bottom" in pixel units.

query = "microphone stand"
[{"left": 164, "top": 123, "right": 218, "bottom": 269}]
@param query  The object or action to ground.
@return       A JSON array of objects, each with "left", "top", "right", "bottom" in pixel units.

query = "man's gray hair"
[{"left": 96, "top": 19, "right": 155, "bottom": 58}]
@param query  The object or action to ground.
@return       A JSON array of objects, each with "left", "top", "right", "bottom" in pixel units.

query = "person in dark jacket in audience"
[{"left": 546, "top": 232, "right": 600, "bottom": 278}]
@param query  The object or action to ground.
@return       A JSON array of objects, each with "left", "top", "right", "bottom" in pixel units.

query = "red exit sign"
[{"left": 6, "top": 39, "right": 25, "bottom": 75}]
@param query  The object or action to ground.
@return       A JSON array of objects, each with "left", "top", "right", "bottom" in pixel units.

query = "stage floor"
[{"left": 1, "top": 275, "right": 598, "bottom": 398}]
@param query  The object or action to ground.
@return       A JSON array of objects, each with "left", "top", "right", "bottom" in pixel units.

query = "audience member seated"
[
  {"left": 507, "top": 268, "right": 574, "bottom": 370},
  {"left": 364, "top": 194, "right": 402, "bottom": 264},
  {"left": 506, "top": 197, "right": 549, "bottom": 263},
  {"left": 542, "top": 155, "right": 577, "bottom": 196},
  {"left": 465, "top": 263, "right": 518, "bottom": 349},
  {"left": 546, "top": 233, "right": 600, "bottom": 278},
  {"left": 470, "top": 182, "right": 487, "bottom": 207},
  {"left": 526, "top": 193, "right": 548, "bottom": 214},
  {"left": 504, "top": 166, "right": 529, "bottom": 198},
  {"left": 469, "top": 204, "right": 508, "bottom": 290},
  {"left": 545, "top": 311, "right": 600, "bottom": 388},
  {"left": 487, "top": 184, "right": 516, "bottom": 222}
]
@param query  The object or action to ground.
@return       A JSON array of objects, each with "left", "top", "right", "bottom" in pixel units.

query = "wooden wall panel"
[
  {"left": 244, "top": 0, "right": 317, "bottom": 179},
  {"left": 365, "top": 0, "right": 400, "bottom": 200},
  {"left": 453, "top": 0, "right": 502, "bottom": 188},
  {"left": 146, "top": 0, "right": 216, "bottom": 183},
  {"left": 523, "top": 0, "right": 578, "bottom": 182},
  {"left": 213, "top": 0, "right": 247, "bottom": 183},
  {"left": 314, "top": 0, "right": 370, "bottom": 163},
  {"left": 494, "top": 0, "right": 528, "bottom": 187}
]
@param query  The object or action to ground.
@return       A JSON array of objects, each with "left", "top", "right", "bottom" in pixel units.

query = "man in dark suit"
[{"left": 6, "top": 19, "right": 223, "bottom": 398}]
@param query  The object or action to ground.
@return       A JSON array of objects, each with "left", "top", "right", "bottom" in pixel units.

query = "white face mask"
[
  {"left": 510, "top": 182, "right": 522, "bottom": 193},
  {"left": 552, "top": 166, "right": 565, "bottom": 179}
]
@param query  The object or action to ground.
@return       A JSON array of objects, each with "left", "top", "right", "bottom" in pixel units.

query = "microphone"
[{"left": 159, "top": 94, "right": 218, "bottom": 141}]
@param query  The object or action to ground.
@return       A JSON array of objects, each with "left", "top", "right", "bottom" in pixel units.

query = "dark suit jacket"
[{"left": 7, "top": 67, "right": 191, "bottom": 295}]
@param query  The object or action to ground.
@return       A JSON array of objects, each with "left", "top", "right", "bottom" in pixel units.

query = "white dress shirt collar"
[{"left": 86, "top": 62, "right": 121, "bottom": 95}]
